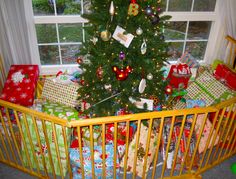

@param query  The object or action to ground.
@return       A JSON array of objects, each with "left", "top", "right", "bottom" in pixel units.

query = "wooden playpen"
[{"left": 0, "top": 36, "right": 235, "bottom": 179}]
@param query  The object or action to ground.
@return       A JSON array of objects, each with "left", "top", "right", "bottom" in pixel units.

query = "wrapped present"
[
  {"left": 21, "top": 116, "right": 72, "bottom": 176},
  {"left": 211, "top": 59, "right": 224, "bottom": 70},
  {"left": 42, "top": 78, "right": 79, "bottom": 107},
  {"left": 186, "top": 99, "right": 206, "bottom": 108},
  {"left": 214, "top": 64, "right": 236, "bottom": 90},
  {"left": 81, "top": 126, "right": 102, "bottom": 146},
  {"left": 43, "top": 101, "right": 80, "bottom": 121},
  {"left": 120, "top": 124, "right": 158, "bottom": 177},
  {"left": 167, "top": 63, "right": 192, "bottom": 89},
  {"left": 69, "top": 145, "right": 120, "bottom": 179},
  {"left": 178, "top": 52, "right": 200, "bottom": 68},
  {"left": 0, "top": 65, "right": 39, "bottom": 106},
  {"left": 188, "top": 114, "right": 219, "bottom": 153}
]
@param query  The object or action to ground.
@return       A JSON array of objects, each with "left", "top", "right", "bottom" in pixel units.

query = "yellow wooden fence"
[{"left": 0, "top": 96, "right": 235, "bottom": 179}]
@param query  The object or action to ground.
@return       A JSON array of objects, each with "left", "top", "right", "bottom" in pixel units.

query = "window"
[
  {"left": 163, "top": 0, "right": 217, "bottom": 62},
  {"left": 32, "top": 0, "right": 217, "bottom": 73}
]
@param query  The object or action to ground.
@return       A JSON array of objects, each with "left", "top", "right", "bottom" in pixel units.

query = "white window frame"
[{"left": 34, "top": 0, "right": 219, "bottom": 75}]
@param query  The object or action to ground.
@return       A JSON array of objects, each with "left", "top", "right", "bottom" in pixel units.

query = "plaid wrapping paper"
[
  {"left": 120, "top": 124, "right": 158, "bottom": 177},
  {"left": 21, "top": 116, "right": 72, "bottom": 176},
  {"left": 69, "top": 145, "right": 120, "bottom": 179},
  {"left": 174, "top": 71, "right": 235, "bottom": 109},
  {"left": 42, "top": 78, "right": 79, "bottom": 107}
]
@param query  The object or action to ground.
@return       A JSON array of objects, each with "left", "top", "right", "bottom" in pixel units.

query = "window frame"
[{"left": 33, "top": 0, "right": 219, "bottom": 74}]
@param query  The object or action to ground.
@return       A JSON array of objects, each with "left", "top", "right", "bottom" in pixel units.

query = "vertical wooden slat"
[
  {"left": 189, "top": 113, "right": 208, "bottom": 171},
  {"left": 142, "top": 118, "right": 153, "bottom": 178},
  {"left": 132, "top": 119, "right": 141, "bottom": 179},
  {"left": 224, "top": 120, "right": 236, "bottom": 155},
  {"left": 0, "top": 129, "right": 9, "bottom": 161},
  {"left": 179, "top": 114, "right": 198, "bottom": 175},
  {"left": 31, "top": 116, "right": 49, "bottom": 176},
  {"left": 161, "top": 116, "right": 176, "bottom": 179},
  {"left": 102, "top": 124, "right": 106, "bottom": 179},
  {"left": 152, "top": 117, "right": 164, "bottom": 179},
  {"left": 113, "top": 122, "right": 118, "bottom": 179},
  {"left": 41, "top": 120, "right": 56, "bottom": 178},
  {"left": 89, "top": 125, "right": 95, "bottom": 179},
  {"left": 77, "top": 126, "right": 85, "bottom": 179},
  {"left": 0, "top": 110, "right": 17, "bottom": 163},
  {"left": 204, "top": 108, "right": 226, "bottom": 167},
  {"left": 170, "top": 115, "right": 186, "bottom": 176},
  {"left": 22, "top": 113, "right": 40, "bottom": 173},
  {"left": 197, "top": 111, "right": 219, "bottom": 171},
  {"left": 62, "top": 126, "right": 72, "bottom": 179},
  {"left": 52, "top": 123, "right": 64, "bottom": 178}
]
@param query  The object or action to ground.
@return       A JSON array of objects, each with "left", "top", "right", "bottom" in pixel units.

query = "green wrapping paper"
[
  {"left": 43, "top": 101, "right": 80, "bottom": 121},
  {"left": 174, "top": 71, "right": 235, "bottom": 109},
  {"left": 21, "top": 101, "right": 80, "bottom": 176},
  {"left": 21, "top": 116, "right": 71, "bottom": 176}
]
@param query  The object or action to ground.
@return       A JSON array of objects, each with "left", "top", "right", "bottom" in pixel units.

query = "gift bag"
[
  {"left": 120, "top": 124, "right": 158, "bottom": 177},
  {"left": 69, "top": 145, "right": 120, "bottom": 179},
  {"left": 42, "top": 78, "right": 79, "bottom": 107}
]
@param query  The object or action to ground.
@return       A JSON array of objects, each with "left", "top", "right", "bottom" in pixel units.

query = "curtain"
[
  {"left": 207, "top": 0, "right": 236, "bottom": 65},
  {"left": 0, "top": 0, "right": 40, "bottom": 74}
]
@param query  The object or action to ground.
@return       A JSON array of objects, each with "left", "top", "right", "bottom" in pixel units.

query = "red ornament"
[
  {"left": 96, "top": 66, "right": 103, "bottom": 79},
  {"left": 112, "top": 66, "right": 133, "bottom": 81},
  {"left": 80, "top": 79, "right": 85, "bottom": 86},
  {"left": 165, "top": 85, "right": 173, "bottom": 95},
  {"left": 77, "top": 57, "right": 83, "bottom": 64}
]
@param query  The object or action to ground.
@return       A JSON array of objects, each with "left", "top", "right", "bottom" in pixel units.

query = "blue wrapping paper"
[{"left": 69, "top": 145, "right": 119, "bottom": 179}]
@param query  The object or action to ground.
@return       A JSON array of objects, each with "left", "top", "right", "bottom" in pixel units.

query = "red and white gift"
[{"left": 0, "top": 65, "right": 39, "bottom": 106}]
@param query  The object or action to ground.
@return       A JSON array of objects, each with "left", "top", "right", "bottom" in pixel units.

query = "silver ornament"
[
  {"left": 147, "top": 73, "right": 153, "bottom": 80},
  {"left": 136, "top": 27, "right": 143, "bottom": 35}
]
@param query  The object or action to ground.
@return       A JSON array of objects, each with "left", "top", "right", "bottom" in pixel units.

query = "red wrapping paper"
[{"left": 0, "top": 65, "right": 39, "bottom": 106}]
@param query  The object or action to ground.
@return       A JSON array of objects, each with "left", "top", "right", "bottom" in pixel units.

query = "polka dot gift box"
[{"left": 0, "top": 65, "right": 39, "bottom": 106}]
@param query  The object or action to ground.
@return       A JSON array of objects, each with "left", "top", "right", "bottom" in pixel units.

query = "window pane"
[
  {"left": 168, "top": 42, "right": 184, "bottom": 61},
  {"left": 36, "top": 24, "right": 57, "bottom": 43},
  {"left": 165, "top": 22, "right": 187, "bottom": 40},
  {"left": 168, "top": 0, "right": 192, "bottom": 11},
  {"left": 56, "top": 0, "right": 81, "bottom": 15},
  {"left": 39, "top": 45, "right": 60, "bottom": 65},
  {"left": 187, "top": 21, "right": 211, "bottom": 40},
  {"left": 193, "top": 0, "right": 216, "bottom": 11},
  {"left": 32, "top": 0, "right": 55, "bottom": 15},
  {"left": 185, "top": 41, "right": 207, "bottom": 61},
  {"left": 59, "top": 24, "right": 83, "bottom": 43},
  {"left": 61, "top": 45, "right": 81, "bottom": 64}
]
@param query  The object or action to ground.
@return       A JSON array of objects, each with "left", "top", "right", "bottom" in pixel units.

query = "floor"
[{"left": 0, "top": 155, "right": 235, "bottom": 179}]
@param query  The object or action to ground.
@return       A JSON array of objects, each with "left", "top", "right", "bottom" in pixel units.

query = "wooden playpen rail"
[{"left": 0, "top": 97, "right": 235, "bottom": 179}]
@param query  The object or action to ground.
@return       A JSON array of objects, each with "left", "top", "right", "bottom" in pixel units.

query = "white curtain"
[
  {"left": 0, "top": 0, "right": 40, "bottom": 74},
  {"left": 207, "top": 0, "right": 236, "bottom": 65}
]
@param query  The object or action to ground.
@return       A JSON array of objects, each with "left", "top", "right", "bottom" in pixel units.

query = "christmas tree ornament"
[
  {"left": 100, "top": 30, "right": 111, "bottom": 41},
  {"left": 141, "top": 39, "right": 147, "bottom": 55},
  {"left": 83, "top": 0, "right": 92, "bottom": 14},
  {"left": 150, "top": 95, "right": 159, "bottom": 105},
  {"left": 104, "top": 84, "right": 112, "bottom": 91},
  {"left": 147, "top": 73, "right": 153, "bottom": 80},
  {"left": 136, "top": 27, "right": 143, "bottom": 35},
  {"left": 96, "top": 66, "right": 103, "bottom": 79},
  {"left": 139, "top": 78, "right": 146, "bottom": 93},
  {"left": 80, "top": 79, "right": 85, "bottom": 86},
  {"left": 128, "top": 0, "right": 139, "bottom": 16},
  {"left": 77, "top": 57, "right": 83, "bottom": 64},
  {"left": 145, "top": 5, "right": 153, "bottom": 16},
  {"left": 119, "top": 51, "right": 126, "bottom": 60},
  {"left": 151, "top": 14, "right": 160, "bottom": 25},
  {"left": 109, "top": 1, "right": 115, "bottom": 21},
  {"left": 112, "top": 66, "right": 132, "bottom": 81},
  {"left": 165, "top": 85, "right": 173, "bottom": 95},
  {"left": 90, "top": 37, "right": 98, "bottom": 45}
]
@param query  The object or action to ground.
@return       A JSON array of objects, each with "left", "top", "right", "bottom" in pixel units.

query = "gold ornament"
[{"left": 100, "top": 30, "right": 111, "bottom": 41}]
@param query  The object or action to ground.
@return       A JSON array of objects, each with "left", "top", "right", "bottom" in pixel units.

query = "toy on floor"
[{"left": 231, "top": 163, "right": 236, "bottom": 175}]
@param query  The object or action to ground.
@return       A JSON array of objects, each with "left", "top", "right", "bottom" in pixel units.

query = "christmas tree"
[{"left": 78, "top": 0, "right": 171, "bottom": 117}]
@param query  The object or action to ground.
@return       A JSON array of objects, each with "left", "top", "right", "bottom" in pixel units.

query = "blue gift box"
[{"left": 69, "top": 145, "right": 120, "bottom": 179}]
